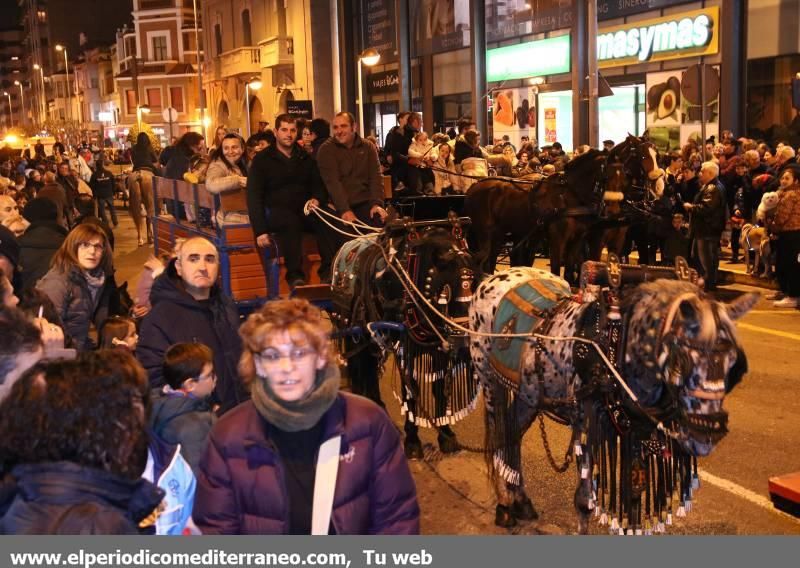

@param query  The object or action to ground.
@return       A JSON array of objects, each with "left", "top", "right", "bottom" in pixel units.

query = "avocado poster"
[{"left": 646, "top": 70, "right": 682, "bottom": 127}]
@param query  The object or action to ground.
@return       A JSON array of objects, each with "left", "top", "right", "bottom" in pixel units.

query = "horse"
[
  {"left": 463, "top": 173, "right": 561, "bottom": 274},
  {"left": 126, "top": 170, "right": 155, "bottom": 246},
  {"left": 469, "top": 261, "right": 757, "bottom": 533},
  {"left": 329, "top": 215, "right": 480, "bottom": 457}
]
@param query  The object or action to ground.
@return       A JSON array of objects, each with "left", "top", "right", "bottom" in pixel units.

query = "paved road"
[{"left": 110, "top": 206, "right": 800, "bottom": 535}]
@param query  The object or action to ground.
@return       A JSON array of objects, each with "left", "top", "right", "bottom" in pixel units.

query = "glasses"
[
  {"left": 78, "top": 242, "right": 104, "bottom": 252},
  {"left": 257, "top": 347, "right": 316, "bottom": 366}
]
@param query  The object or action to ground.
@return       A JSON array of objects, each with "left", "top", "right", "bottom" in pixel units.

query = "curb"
[{"left": 719, "top": 269, "right": 779, "bottom": 290}]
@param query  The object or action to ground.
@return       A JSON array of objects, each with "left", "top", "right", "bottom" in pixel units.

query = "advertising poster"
[
  {"left": 365, "top": 0, "right": 397, "bottom": 62},
  {"left": 681, "top": 64, "right": 721, "bottom": 125},
  {"left": 544, "top": 108, "right": 557, "bottom": 144},
  {"left": 411, "top": 0, "right": 471, "bottom": 56},
  {"left": 491, "top": 87, "right": 536, "bottom": 149},
  {"left": 646, "top": 71, "right": 682, "bottom": 152}
]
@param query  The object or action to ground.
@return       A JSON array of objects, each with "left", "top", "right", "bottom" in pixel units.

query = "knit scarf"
[
  {"left": 82, "top": 269, "right": 106, "bottom": 302},
  {"left": 251, "top": 363, "right": 340, "bottom": 432}
]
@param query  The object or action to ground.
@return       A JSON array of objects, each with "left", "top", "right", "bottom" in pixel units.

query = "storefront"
[{"left": 486, "top": 2, "right": 724, "bottom": 152}]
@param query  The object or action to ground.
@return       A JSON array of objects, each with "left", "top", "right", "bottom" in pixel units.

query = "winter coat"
[
  {"left": 143, "top": 433, "right": 197, "bottom": 535},
  {"left": 0, "top": 462, "right": 165, "bottom": 535},
  {"left": 36, "top": 266, "right": 113, "bottom": 351},
  {"left": 246, "top": 144, "right": 325, "bottom": 238},
  {"left": 150, "top": 390, "right": 216, "bottom": 475},
  {"left": 771, "top": 186, "right": 800, "bottom": 234},
  {"left": 433, "top": 156, "right": 458, "bottom": 194},
  {"left": 90, "top": 169, "right": 116, "bottom": 199},
  {"left": 205, "top": 159, "right": 249, "bottom": 226},
  {"left": 137, "top": 260, "right": 247, "bottom": 414},
  {"left": 316, "top": 135, "right": 384, "bottom": 215},
  {"left": 36, "top": 183, "right": 70, "bottom": 226},
  {"left": 17, "top": 222, "right": 68, "bottom": 290},
  {"left": 690, "top": 178, "right": 727, "bottom": 239},
  {"left": 192, "top": 391, "right": 420, "bottom": 535},
  {"left": 408, "top": 138, "right": 436, "bottom": 162},
  {"left": 454, "top": 135, "right": 484, "bottom": 164},
  {"left": 164, "top": 152, "right": 192, "bottom": 181}
]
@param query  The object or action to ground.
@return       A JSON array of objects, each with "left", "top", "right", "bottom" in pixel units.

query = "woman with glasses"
[
  {"left": 193, "top": 298, "right": 420, "bottom": 535},
  {"left": 36, "top": 223, "right": 115, "bottom": 351}
]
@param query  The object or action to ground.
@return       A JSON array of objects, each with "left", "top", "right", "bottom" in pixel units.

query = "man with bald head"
[{"left": 137, "top": 237, "right": 246, "bottom": 413}]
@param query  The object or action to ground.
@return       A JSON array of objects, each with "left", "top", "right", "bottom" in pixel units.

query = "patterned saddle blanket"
[{"left": 489, "top": 274, "right": 572, "bottom": 386}]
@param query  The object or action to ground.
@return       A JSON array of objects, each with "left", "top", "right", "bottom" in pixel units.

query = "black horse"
[{"left": 329, "top": 215, "right": 480, "bottom": 457}]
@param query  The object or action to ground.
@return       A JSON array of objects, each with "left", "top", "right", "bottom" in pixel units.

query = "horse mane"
[{"left": 563, "top": 148, "right": 604, "bottom": 174}]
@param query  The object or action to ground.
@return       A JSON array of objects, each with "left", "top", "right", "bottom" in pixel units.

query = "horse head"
[
  {"left": 611, "top": 134, "right": 664, "bottom": 182},
  {"left": 621, "top": 280, "right": 758, "bottom": 456},
  {"left": 406, "top": 225, "right": 478, "bottom": 322}
]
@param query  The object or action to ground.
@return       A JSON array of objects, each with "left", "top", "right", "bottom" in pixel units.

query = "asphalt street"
[{"left": 110, "top": 206, "right": 800, "bottom": 535}]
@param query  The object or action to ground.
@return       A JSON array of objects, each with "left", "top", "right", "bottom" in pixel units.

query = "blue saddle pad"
[{"left": 489, "top": 276, "right": 572, "bottom": 386}]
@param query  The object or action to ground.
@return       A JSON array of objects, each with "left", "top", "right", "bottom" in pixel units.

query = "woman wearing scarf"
[
  {"left": 36, "top": 223, "right": 115, "bottom": 351},
  {"left": 193, "top": 299, "right": 420, "bottom": 535}
]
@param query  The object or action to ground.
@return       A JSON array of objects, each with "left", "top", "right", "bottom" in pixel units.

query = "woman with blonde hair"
[
  {"left": 193, "top": 298, "right": 419, "bottom": 535},
  {"left": 36, "top": 223, "right": 115, "bottom": 350}
]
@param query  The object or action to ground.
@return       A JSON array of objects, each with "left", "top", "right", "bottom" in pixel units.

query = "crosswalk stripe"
[
  {"left": 698, "top": 469, "right": 800, "bottom": 525},
  {"left": 737, "top": 322, "right": 800, "bottom": 342}
]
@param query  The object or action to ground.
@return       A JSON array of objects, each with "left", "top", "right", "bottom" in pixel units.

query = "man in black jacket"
[
  {"left": 18, "top": 198, "right": 68, "bottom": 291},
  {"left": 137, "top": 237, "right": 246, "bottom": 414},
  {"left": 246, "top": 113, "right": 336, "bottom": 287},
  {"left": 684, "top": 161, "right": 727, "bottom": 291}
]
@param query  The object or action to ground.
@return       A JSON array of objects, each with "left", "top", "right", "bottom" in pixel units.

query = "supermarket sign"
[
  {"left": 597, "top": 7, "right": 719, "bottom": 67},
  {"left": 486, "top": 35, "right": 571, "bottom": 82}
]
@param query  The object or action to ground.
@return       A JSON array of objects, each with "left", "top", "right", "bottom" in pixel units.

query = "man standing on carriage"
[
  {"left": 316, "top": 111, "right": 388, "bottom": 233},
  {"left": 246, "top": 113, "right": 339, "bottom": 287}
]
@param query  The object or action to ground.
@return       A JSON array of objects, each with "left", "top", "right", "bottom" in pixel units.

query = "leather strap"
[{"left": 311, "top": 435, "right": 342, "bottom": 535}]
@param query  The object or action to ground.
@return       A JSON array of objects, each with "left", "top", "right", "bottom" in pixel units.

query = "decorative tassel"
[
  {"left": 666, "top": 513, "right": 673, "bottom": 526},
  {"left": 685, "top": 500, "right": 692, "bottom": 513},
  {"left": 600, "top": 512, "right": 608, "bottom": 525},
  {"left": 618, "top": 527, "right": 625, "bottom": 536},
  {"left": 610, "top": 517, "right": 619, "bottom": 531},
  {"left": 676, "top": 504, "right": 686, "bottom": 518},
  {"left": 635, "top": 528, "right": 643, "bottom": 536},
  {"left": 656, "top": 522, "right": 665, "bottom": 533},
  {"left": 626, "top": 529, "right": 634, "bottom": 536},
  {"left": 594, "top": 506, "right": 601, "bottom": 518},
  {"left": 692, "top": 474, "right": 700, "bottom": 490},
  {"left": 574, "top": 444, "right": 583, "bottom": 457}
]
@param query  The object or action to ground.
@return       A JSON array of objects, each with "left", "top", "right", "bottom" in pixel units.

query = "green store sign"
[{"left": 486, "top": 35, "right": 571, "bottom": 82}]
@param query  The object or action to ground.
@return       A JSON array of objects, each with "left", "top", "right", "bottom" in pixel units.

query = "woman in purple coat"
[{"left": 192, "top": 299, "right": 420, "bottom": 535}]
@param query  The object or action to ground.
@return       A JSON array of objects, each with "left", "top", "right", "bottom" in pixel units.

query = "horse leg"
[
  {"left": 509, "top": 404, "right": 539, "bottom": 522},
  {"left": 402, "top": 415, "right": 424, "bottom": 460},
  {"left": 127, "top": 173, "right": 144, "bottom": 245},
  {"left": 432, "top": 375, "right": 459, "bottom": 454},
  {"left": 573, "top": 423, "right": 594, "bottom": 535},
  {"left": 347, "top": 345, "right": 384, "bottom": 408}
]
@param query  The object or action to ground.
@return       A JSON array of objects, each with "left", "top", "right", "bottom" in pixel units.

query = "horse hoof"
[
  {"left": 137, "top": 238, "right": 144, "bottom": 247},
  {"left": 437, "top": 431, "right": 460, "bottom": 454},
  {"left": 495, "top": 504, "right": 517, "bottom": 528},
  {"left": 404, "top": 438, "right": 424, "bottom": 460},
  {"left": 512, "top": 497, "right": 539, "bottom": 521}
]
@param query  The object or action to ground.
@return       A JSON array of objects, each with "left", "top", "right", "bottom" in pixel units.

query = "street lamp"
[
  {"left": 357, "top": 48, "right": 381, "bottom": 137},
  {"left": 2, "top": 92, "right": 12, "bottom": 128},
  {"left": 136, "top": 104, "right": 151, "bottom": 131},
  {"left": 244, "top": 77, "right": 262, "bottom": 138},
  {"left": 13, "top": 81, "right": 25, "bottom": 126},
  {"left": 55, "top": 44, "right": 75, "bottom": 122},
  {"left": 33, "top": 63, "right": 47, "bottom": 123}
]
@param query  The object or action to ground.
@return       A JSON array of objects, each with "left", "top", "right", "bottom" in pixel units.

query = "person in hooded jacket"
[
  {"left": 0, "top": 351, "right": 164, "bottom": 535},
  {"left": 18, "top": 198, "right": 68, "bottom": 291},
  {"left": 36, "top": 223, "right": 115, "bottom": 351},
  {"left": 136, "top": 237, "right": 246, "bottom": 414},
  {"left": 192, "top": 298, "right": 419, "bottom": 535}
]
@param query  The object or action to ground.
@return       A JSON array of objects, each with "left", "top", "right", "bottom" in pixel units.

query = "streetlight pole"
[
  {"left": 55, "top": 45, "right": 73, "bottom": 122},
  {"left": 192, "top": 0, "right": 205, "bottom": 138},
  {"left": 357, "top": 49, "right": 380, "bottom": 137},
  {"left": 2, "top": 92, "right": 12, "bottom": 128},
  {"left": 244, "top": 78, "right": 262, "bottom": 139},
  {"left": 33, "top": 64, "right": 46, "bottom": 124},
  {"left": 13, "top": 81, "right": 25, "bottom": 128}
]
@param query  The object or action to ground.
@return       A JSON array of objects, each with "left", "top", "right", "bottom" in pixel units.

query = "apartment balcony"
[
  {"left": 259, "top": 36, "right": 294, "bottom": 69},
  {"left": 219, "top": 47, "right": 262, "bottom": 79}
]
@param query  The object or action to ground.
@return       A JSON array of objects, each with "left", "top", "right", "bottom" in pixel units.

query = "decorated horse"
[
  {"left": 469, "top": 257, "right": 757, "bottom": 533},
  {"left": 329, "top": 214, "right": 480, "bottom": 457}
]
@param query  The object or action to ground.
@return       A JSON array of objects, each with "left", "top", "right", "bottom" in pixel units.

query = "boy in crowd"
[{"left": 149, "top": 343, "right": 217, "bottom": 474}]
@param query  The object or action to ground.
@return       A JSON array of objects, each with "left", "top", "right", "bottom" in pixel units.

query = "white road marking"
[
  {"left": 737, "top": 322, "right": 800, "bottom": 342},
  {"left": 698, "top": 469, "right": 800, "bottom": 525}
]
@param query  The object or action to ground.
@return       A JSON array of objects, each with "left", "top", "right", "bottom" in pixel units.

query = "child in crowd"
[
  {"left": 662, "top": 213, "right": 690, "bottom": 266},
  {"left": 149, "top": 343, "right": 217, "bottom": 474},
  {"left": 99, "top": 315, "right": 139, "bottom": 352}
]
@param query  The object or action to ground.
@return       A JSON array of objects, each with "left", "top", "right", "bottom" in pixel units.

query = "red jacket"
[{"left": 193, "top": 392, "right": 420, "bottom": 535}]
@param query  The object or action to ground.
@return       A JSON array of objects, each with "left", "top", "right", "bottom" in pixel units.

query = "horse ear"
[{"left": 724, "top": 292, "right": 759, "bottom": 321}]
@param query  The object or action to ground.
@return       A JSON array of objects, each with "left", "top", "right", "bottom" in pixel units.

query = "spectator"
[
  {"left": 247, "top": 114, "right": 336, "bottom": 287},
  {"left": 433, "top": 142, "right": 458, "bottom": 195},
  {"left": 137, "top": 237, "right": 245, "bottom": 413},
  {"left": 684, "top": 161, "right": 727, "bottom": 291},
  {"left": 0, "top": 195, "right": 19, "bottom": 225},
  {"left": 308, "top": 118, "right": 331, "bottom": 159},
  {"left": 128, "top": 133, "right": 161, "bottom": 245},
  {"left": 662, "top": 213, "right": 691, "bottom": 265},
  {"left": 1, "top": 214, "right": 27, "bottom": 238},
  {"left": 0, "top": 351, "right": 164, "bottom": 534},
  {"left": 316, "top": 111, "right": 388, "bottom": 227},
  {"left": 769, "top": 164, "right": 800, "bottom": 308},
  {"left": 98, "top": 315, "right": 139, "bottom": 351},
  {"left": 245, "top": 131, "right": 273, "bottom": 164},
  {"left": 0, "top": 225, "right": 21, "bottom": 292},
  {"left": 90, "top": 155, "right": 118, "bottom": 228},
  {"left": 383, "top": 111, "right": 410, "bottom": 185},
  {"left": 192, "top": 299, "right": 420, "bottom": 535},
  {"left": 407, "top": 129, "right": 436, "bottom": 194},
  {"left": 36, "top": 223, "right": 115, "bottom": 351},
  {"left": 150, "top": 343, "right": 216, "bottom": 474},
  {"left": 209, "top": 126, "right": 228, "bottom": 155},
  {"left": 0, "top": 306, "right": 44, "bottom": 402},
  {"left": 24, "top": 169, "right": 43, "bottom": 199},
  {"left": 18, "top": 198, "right": 67, "bottom": 291},
  {"left": 454, "top": 120, "right": 483, "bottom": 165},
  {"left": 164, "top": 132, "right": 205, "bottom": 181},
  {"left": 55, "top": 162, "right": 79, "bottom": 221},
  {"left": 36, "top": 171, "right": 70, "bottom": 228},
  {"left": 159, "top": 136, "right": 179, "bottom": 167},
  {"left": 204, "top": 133, "right": 249, "bottom": 226}
]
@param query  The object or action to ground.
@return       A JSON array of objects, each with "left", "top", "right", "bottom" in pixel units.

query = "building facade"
[
  {"left": 0, "top": 26, "right": 26, "bottom": 131},
  {"left": 201, "top": 0, "right": 338, "bottom": 137},
  {"left": 112, "top": 0, "right": 205, "bottom": 146}
]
